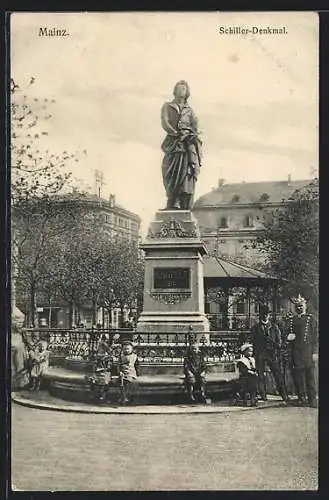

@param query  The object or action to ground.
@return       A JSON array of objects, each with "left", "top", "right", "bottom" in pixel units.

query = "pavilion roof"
[{"left": 203, "top": 254, "right": 277, "bottom": 280}]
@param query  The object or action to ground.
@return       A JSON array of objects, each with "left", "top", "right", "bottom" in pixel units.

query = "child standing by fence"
[
  {"left": 236, "top": 343, "right": 258, "bottom": 406},
  {"left": 29, "top": 341, "right": 49, "bottom": 391},
  {"left": 118, "top": 341, "right": 139, "bottom": 405}
]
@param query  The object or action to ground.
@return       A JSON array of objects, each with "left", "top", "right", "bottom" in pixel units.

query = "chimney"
[
  {"left": 218, "top": 178, "right": 225, "bottom": 189},
  {"left": 109, "top": 194, "right": 116, "bottom": 207},
  {"left": 287, "top": 173, "right": 292, "bottom": 185}
]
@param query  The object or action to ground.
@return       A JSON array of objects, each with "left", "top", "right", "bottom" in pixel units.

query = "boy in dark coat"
[
  {"left": 86, "top": 352, "right": 112, "bottom": 403},
  {"left": 87, "top": 362, "right": 112, "bottom": 403},
  {"left": 184, "top": 336, "right": 207, "bottom": 402}
]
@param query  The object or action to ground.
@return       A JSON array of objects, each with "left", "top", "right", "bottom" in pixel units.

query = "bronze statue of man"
[{"left": 161, "top": 80, "right": 202, "bottom": 210}]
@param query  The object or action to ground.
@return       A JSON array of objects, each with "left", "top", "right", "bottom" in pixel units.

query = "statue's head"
[{"left": 173, "top": 80, "right": 190, "bottom": 100}]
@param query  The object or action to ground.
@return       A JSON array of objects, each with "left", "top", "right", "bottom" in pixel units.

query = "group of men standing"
[{"left": 250, "top": 295, "right": 318, "bottom": 407}]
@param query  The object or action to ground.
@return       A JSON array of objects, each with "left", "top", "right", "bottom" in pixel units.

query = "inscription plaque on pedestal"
[
  {"left": 137, "top": 210, "right": 210, "bottom": 334},
  {"left": 154, "top": 268, "right": 190, "bottom": 289}
]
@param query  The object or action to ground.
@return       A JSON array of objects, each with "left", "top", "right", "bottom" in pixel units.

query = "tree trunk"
[
  {"left": 92, "top": 297, "right": 97, "bottom": 325},
  {"left": 69, "top": 301, "right": 74, "bottom": 329},
  {"left": 30, "top": 281, "right": 37, "bottom": 327},
  {"left": 136, "top": 288, "right": 143, "bottom": 318},
  {"left": 120, "top": 304, "right": 125, "bottom": 328},
  {"left": 48, "top": 298, "right": 52, "bottom": 327},
  {"left": 107, "top": 306, "right": 112, "bottom": 328}
]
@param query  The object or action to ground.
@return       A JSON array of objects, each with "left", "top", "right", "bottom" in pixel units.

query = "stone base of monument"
[
  {"left": 44, "top": 366, "right": 238, "bottom": 405},
  {"left": 137, "top": 210, "right": 210, "bottom": 336}
]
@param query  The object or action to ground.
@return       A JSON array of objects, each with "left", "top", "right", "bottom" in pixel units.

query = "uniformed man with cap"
[
  {"left": 286, "top": 295, "right": 318, "bottom": 407},
  {"left": 252, "top": 305, "right": 289, "bottom": 403}
]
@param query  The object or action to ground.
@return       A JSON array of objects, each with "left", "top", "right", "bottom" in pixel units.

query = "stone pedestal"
[{"left": 137, "top": 210, "right": 210, "bottom": 336}]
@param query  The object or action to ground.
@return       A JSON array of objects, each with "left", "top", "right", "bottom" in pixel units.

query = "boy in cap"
[
  {"left": 184, "top": 335, "right": 207, "bottom": 402},
  {"left": 286, "top": 295, "right": 318, "bottom": 407},
  {"left": 118, "top": 341, "right": 139, "bottom": 405},
  {"left": 237, "top": 343, "right": 258, "bottom": 406},
  {"left": 86, "top": 356, "right": 112, "bottom": 403}
]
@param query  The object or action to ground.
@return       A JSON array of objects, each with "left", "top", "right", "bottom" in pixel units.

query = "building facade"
[
  {"left": 193, "top": 177, "right": 311, "bottom": 265},
  {"left": 58, "top": 192, "right": 141, "bottom": 243}
]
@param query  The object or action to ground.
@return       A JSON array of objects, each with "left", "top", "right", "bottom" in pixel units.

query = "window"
[
  {"left": 131, "top": 222, "right": 138, "bottom": 234},
  {"left": 234, "top": 245, "right": 242, "bottom": 256},
  {"left": 232, "top": 194, "right": 240, "bottom": 202},
  {"left": 244, "top": 215, "right": 254, "bottom": 228},
  {"left": 236, "top": 299, "right": 246, "bottom": 314},
  {"left": 218, "top": 217, "right": 228, "bottom": 228},
  {"left": 275, "top": 300, "right": 282, "bottom": 313}
]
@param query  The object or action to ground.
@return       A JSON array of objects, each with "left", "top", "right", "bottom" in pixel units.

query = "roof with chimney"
[
  {"left": 194, "top": 178, "right": 312, "bottom": 208},
  {"left": 52, "top": 192, "right": 141, "bottom": 222}
]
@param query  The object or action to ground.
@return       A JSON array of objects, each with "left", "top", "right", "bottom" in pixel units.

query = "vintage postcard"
[{"left": 10, "top": 11, "right": 318, "bottom": 491}]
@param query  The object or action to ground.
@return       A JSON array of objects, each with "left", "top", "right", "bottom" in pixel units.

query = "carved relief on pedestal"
[
  {"left": 149, "top": 290, "right": 192, "bottom": 305},
  {"left": 147, "top": 219, "right": 198, "bottom": 239}
]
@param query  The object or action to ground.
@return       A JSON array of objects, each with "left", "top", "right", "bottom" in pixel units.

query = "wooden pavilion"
[{"left": 203, "top": 254, "right": 283, "bottom": 332}]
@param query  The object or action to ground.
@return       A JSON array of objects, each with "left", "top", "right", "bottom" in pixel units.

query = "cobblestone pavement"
[{"left": 12, "top": 404, "right": 318, "bottom": 491}]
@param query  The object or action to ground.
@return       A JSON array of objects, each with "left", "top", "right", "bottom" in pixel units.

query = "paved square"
[{"left": 12, "top": 404, "right": 318, "bottom": 490}]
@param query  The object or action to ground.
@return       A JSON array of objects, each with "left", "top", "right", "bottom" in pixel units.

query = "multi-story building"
[
  {"left": 193, "top": 176, "right": 311, "bottom": 265},
  {"left": 99, "top": 193, "right": 141, "bottom": 243},
  {"left": 55, "top": 192, "right": 141, "bottom": 243},
  {"left": 16, "top": 192, "right": 141, "bottom": 328}
]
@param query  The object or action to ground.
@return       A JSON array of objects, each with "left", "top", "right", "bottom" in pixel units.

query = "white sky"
[{"left": 11, "top": 12, "right": 318, "bottom": 233}]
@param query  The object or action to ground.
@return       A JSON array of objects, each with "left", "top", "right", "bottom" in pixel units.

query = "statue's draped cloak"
[
  {"left": 12, "top": 332, "right": 29, "bottom": 388},
  {"left": 161, "top": 101, "right": 202, "bottom": 204}
]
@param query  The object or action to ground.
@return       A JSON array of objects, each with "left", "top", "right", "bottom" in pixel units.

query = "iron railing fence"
[
  {"left": 206, "top": 312, "right": 287, "bottom": 331},
  {"left": 21, "top": 328, "right": 253, "bottom": 365}
]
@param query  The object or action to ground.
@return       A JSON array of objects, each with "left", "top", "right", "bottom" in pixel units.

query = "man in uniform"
[
  {"left": 286, "top": 295, "right": 318, "bottom": 407},
  {"left": 252, "top": 305, "right": 289, "bottom": 403}
]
